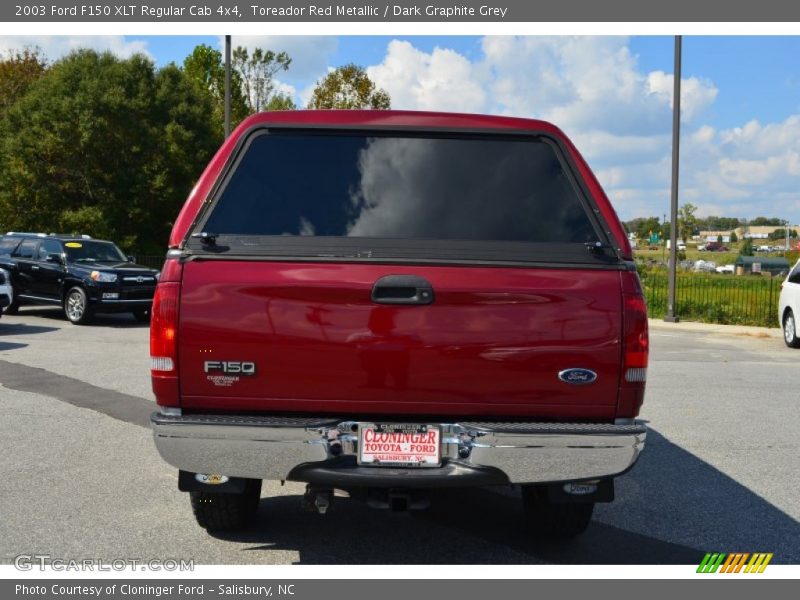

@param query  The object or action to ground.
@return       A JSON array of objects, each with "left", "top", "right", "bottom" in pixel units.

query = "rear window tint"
[{"left": 203, "top": 132, "right": 598, "bottom": 244}]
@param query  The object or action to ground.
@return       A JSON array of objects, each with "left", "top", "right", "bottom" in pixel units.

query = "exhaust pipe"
[{"left": 302, "top": 485, "right": 334, "bottom": 514}]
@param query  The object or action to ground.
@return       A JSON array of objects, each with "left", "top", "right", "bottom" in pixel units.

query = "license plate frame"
[{"left": 357, "top": 423, "right": 442, "bottom": 468}]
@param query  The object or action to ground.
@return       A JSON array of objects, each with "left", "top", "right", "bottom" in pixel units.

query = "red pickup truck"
[{"left": 150, "top": 110, "right": 648, "bottom": 538}]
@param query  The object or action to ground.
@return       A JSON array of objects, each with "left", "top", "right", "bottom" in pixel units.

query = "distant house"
[
  {"left": 699, "top": 230, "right": 731, "bottom": 243},
  {"left": 735, "top": 225, "right": 800, "bottom": 240},
  {"left": 733, "top": 256, "right": 790, "bottom": 275}
]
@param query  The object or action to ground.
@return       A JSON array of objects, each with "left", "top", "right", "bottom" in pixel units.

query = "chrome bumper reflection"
[{"left": 150, "top": 413, "right": 646, "bottom": 485}]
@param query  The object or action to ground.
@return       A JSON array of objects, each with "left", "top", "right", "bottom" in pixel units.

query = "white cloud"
[
  {"left": 366, "top": 37, "right": 717, "bottom": 137},
  {"left": 0, "top": 36, "right": 150, "bottom": 60},
  {"left": 219, "top": 36, "right": 337, "bottom": 84},
  {"left": 691, "top": 125, "right": 716, "bottom": 144},
  {"left": 698, "top": 115, "right": 800, "bottom": 205},
  {"left": 271, "top": 79, "right": 297, "bottom": 100},
  {"left": 367, "top": 40, "right": 486, "bottom": 112},
  {"left": 646, "top": 70, "right": 719, "bottom": 122},
  {"left": 362, "top": 36, "right": 799, "bottom": 223},
  {"left": 5, "top": 35, "right": 799, "bottom": 223},
  {"left": 569, "top": 131, "right": 670, "bottom": 166}
]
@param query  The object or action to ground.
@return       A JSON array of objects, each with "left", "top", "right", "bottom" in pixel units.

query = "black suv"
[{"left": 0, "top": 233, "right": 159, "bottom": 324}]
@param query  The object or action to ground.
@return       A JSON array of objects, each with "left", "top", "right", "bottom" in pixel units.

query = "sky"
[{"left": 2, "top": 34, "right": 800, "bottom": 225}]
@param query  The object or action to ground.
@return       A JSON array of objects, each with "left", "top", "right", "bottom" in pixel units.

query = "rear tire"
[
  {"left": 4, "top": 288, "right": 19, "bottom": 314},
  {"left": 64, "top": 286, "right": 92, "bottom": 325},
  {"left": 190, "top": 479, "right": 262, "bottom": 531},
  {"left": 783, "top": 310, "right": 800, "bottom": 348},
  {"left": 521, "top": 485, "right": 594, "bottom": 538}
]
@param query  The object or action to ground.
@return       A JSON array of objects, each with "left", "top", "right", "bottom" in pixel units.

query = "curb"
[{"left": 648, "top": 318, "right": 782, "bottom": 339}]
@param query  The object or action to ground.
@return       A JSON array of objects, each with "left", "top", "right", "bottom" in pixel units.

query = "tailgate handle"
[{"left": 371, "top": 275, "right": 435, "bottom": 305}]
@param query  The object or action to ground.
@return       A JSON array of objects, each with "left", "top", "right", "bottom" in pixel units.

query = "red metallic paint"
[
  {"left": 175, "top": 261, "right": 623, "bottom": 418},
  {"left": 155, "top": 110, "right": 647, "bottom": 420}
]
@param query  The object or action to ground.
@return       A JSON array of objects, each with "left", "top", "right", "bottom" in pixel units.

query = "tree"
[
  {"left": 677, "top": 202, "right": 698, "bottom": 243},
  {"left": 661, "top": 220, "right": 671, "bottom": 242},
  {"left": 265, "top": 92, "right": 296, "bottom": 111},
  {"left": 0, "top": 47, "right": 47, "bottom": 120},
  {"left": 0, "top": 50, "right": 218, "bottom": 254},
  {"left": 730, "top": 231, "right": 738, "bottom": 243},
  {"left": 706, "top": 215, "right": 742, "bottom": 231},
  {"left": 183, "top": 44, "right": 249, "bottom": 137},
  {"left": 769, "top": 228, "right": 798, "bottom": 240},
  {"left": 307, "top": 63, "right": 391, "bottom": 109},
  {"left": 740, "top": 238, "right": 754, "bottom": 256},
  {"left": 232, "top": 46, "right": 292, "bottom": 113},
  {"left": 750, "top": 216, "right": 783, "bottom": 226}
]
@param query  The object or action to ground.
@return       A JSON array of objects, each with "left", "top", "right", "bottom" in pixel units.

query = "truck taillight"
[
  {"left": 623, "top": 294, "right": 649, "bottom": 377},
  {"left": 151, "top": 280, "right": 180, "bottom": 407},
  {"left": 151, "top": 282, "right": 179, "bottom": 373},
  {"left": 619, "top": 270, "right": 648, "bottom": 417}
]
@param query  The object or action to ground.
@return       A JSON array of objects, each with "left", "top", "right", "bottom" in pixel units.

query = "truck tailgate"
[{"left": 177, "top": 260, "right": 622, "bottom": 418}]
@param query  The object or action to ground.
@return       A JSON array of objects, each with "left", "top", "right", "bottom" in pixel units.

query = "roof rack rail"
[
  {"left": 48, "top": 233, "right": 93, "bottom": 239},
  {"left": 6, "top": 231, "right": 47, "bottom": 237}
]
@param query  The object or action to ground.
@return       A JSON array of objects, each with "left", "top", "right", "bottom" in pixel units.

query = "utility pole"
[
  {"left": 786, "top": 219, "right": 790, "bottom": 254},
  {"left": 665, "top": 35, "right": 682, "bottom": 323},
  {"left": 224, "top": 34, "right": 232, "bottom": 139}
]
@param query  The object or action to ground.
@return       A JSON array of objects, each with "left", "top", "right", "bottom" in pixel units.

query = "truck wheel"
[
  {"left": 521, "top": 485, "right": 594, "bottom": 538},
  {"left": 189, "top": 479, "right": 262, "bottom": 531},
  {"left": 4, "top": 287, "right": 19, "bottom": 314},
  {"left": 783, "top": 310, "right": 800, "bottom": 348},
  {"left": 64, "top": 287, "right": 93, "bottom": 325}
]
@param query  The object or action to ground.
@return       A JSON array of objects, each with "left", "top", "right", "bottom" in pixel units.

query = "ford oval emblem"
[
  {"left": 558, "top": 368, "right": 598, "bottom": 385},
  {"left": 195, "top": 473, "right": 229, "bottom": 485}
]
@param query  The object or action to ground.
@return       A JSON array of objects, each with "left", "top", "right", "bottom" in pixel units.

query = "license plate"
[{"left": 358, "top": 423, "right": 441, "bottom": 467}]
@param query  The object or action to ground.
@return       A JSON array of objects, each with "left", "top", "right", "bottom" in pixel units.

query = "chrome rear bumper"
[{"left": 151, "top": 412, "right": 646, "bottom": 486}]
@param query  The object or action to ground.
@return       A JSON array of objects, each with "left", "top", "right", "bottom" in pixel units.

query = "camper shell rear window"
[{"left": 188, "top": 128, "right": 618, "bottom": 266}]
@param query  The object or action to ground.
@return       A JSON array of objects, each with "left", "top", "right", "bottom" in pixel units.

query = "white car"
[
  {"left": 694, "top": 260, "right": 717, "bottom": 273},
  {"left": 0, "top": 268, "right": 12, "bottom": 318},
  {"left": 716, "top": 264, "right": 735, "bottom": 274},
  {"left": 778, "top": 259, "right": 800, "bottom": 348}
]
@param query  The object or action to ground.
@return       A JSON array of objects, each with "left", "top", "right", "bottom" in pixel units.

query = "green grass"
[
  {"left": 634, "top": 241, "right": 798, "bottom": 268},
  {"left": 635, "top": 245, "right": 739, "bottom": 266},
  {"left": 638, "top": 266, "right": 781, "bottom": 327}
]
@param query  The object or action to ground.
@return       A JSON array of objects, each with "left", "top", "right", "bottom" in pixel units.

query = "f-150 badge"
[
  {"left": 558, "top": 368, "right": 598, "bottom": 385},
  {"left": 204, "top": 361, "right": 256, "bottom": 387}
]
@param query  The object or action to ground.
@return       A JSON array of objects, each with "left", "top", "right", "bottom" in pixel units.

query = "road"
[{"left": 0, "top": 306, "right": 798, "bottom": 565}]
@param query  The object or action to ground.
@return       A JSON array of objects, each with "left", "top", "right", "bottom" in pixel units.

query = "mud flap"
[{"left": 178, "top": 470, "right": 249, "bottom": 493}]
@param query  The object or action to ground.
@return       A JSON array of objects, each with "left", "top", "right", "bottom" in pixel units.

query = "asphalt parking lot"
[{"left": 0, "top": 306, "right": 798, "bottom": 565}]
